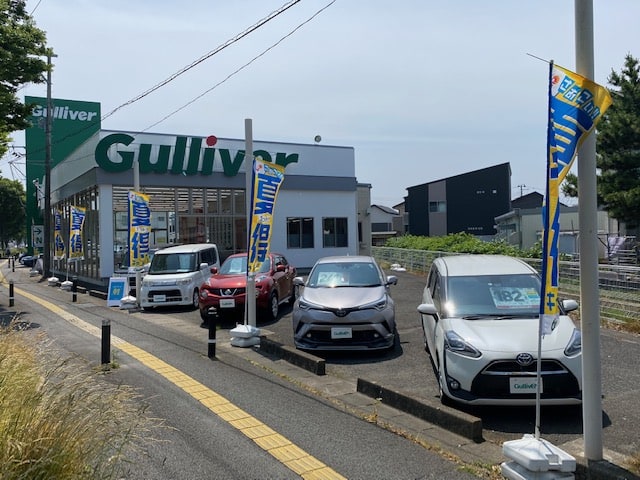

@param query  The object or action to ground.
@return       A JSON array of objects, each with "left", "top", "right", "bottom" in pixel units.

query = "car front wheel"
[
  {"left": 191, "top": 289, "right": 199, "bottom": 310},
  {"left": 438, "top": 370, "right": 454, "bottom": 406},
  {"left": 266, "top": 292, "right": 279, "bottom": 321}
]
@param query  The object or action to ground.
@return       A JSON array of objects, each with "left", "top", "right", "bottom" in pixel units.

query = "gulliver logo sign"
[
  {"left": 25, "top": 97, "right": 101, "bottom": 254},
  {"left": 95, "top": 133, "right": 299, "bottom": 176},
  {"left": 25, "top": 97, "right": 101, "bottom": 169}
]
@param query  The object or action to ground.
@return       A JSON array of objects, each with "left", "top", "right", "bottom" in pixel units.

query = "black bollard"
[
  {"left": 11, "top": 257, "right": 14, "bottom": 272},
  {"left": 9, "top": 280, "right": 14, "bottom": 307},
  {"left": 101, "top": 319, "right": 111, "bottom": 365},
  {"left": 72, "top": 276, "right": 78, "bottom": 303},
  {"left": 207, "top": 307, "right": 217, "bottom": 359}
]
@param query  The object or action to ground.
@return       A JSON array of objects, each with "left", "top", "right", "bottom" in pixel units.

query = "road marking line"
[{"left": 9, "top": 283, "right": 347, "bottom": 480}]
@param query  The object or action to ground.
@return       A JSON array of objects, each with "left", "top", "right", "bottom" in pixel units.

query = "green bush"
[{"left": 385, "top": 233, "right": 542, "bottom": 258}]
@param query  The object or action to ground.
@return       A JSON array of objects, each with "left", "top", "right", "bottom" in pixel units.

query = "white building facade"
[{"left": 27, "top": 98, "right": 361, "bottom": 289}]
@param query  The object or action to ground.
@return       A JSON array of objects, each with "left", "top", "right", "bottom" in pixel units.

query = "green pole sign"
[{"left": 24, "top": 97, "right": 101, "bottom": 254}]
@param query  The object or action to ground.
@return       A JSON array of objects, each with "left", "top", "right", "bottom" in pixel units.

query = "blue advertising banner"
[
  {"left": 540, "top": 63, "right": 612, "bottom": 333},
  {"left": 128, "top": 191, "right": 151, "bottom": 267},
  {"left": 247, "top": 159, "right": 285, "bottom": 274},
  {"left": 54, "top": 209, "right": 65, "bottom": 260},
  {"left": 68, "top": 206, "right": 86, "bottom": 261}
]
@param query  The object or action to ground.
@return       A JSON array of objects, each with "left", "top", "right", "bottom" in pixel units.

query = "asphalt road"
[
  {"left": 0, "top": 263, "right": 483, "bottom": 480},
  {"left": 2, "top": 261, "right": 639, "bottom": 477},
  {"left": 259, "top": 268, "right": 640, "bottom": 461}
]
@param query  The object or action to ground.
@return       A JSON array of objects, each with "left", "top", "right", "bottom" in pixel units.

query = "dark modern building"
[{"left": 404, "top": 163, "right": 511, "bottom": 238}]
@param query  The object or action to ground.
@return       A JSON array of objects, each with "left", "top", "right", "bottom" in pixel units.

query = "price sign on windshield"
[{"left": 489, "top": 287, "right": 539, "bottom": 309}]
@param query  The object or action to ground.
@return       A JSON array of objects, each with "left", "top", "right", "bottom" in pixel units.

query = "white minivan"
[{"left": 140, "top": 243, "right": 220, "bottom": 310}]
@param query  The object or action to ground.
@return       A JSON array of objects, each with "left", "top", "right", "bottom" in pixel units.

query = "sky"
[{"left": 5, "top": 0, "right": 640, "bottom": 207}]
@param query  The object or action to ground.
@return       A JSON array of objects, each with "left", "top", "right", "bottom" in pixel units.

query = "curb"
[
  {"left": 259, "top": 336, "right": 326, "bottom": 375},
  {"left": 257, "top": 335, "right": 484, "bottom": 443},
  {"left": 356, "top": 378, "right": 484, "bottom": 443}
]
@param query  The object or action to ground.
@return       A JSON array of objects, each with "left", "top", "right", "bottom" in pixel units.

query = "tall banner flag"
[
  {"left": 540, "top": 63, "right": 612, "bottom": 333},
  {"left": 54, "top": 209, "right": 65, "bottom": 260},
  {"left": 247, "top": 159, "right": 285, "bottom": 274},
  {"left": 68, "top": 206, "right": 86, "bottom": 261},
  {"left": 128, "top": 191, "right": 151, "bottom": 267}
]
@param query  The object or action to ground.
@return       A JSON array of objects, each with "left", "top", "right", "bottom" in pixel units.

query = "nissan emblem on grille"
[{"left": 516, "top": 353, "right": 534, "bottom": 366}]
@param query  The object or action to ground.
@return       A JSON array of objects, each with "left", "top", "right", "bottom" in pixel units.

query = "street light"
[{"left": 43, "top": 49, "right": 56, "bottom": 278}]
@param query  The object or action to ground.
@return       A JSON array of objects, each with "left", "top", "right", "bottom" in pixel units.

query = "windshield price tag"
[{"left": 489, "top": 287, "right": 539, "bottom": 309}]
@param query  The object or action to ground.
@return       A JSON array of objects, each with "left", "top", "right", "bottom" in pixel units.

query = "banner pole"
[{"left": 245, "top": 119, "right": 256, "bottom": 328}]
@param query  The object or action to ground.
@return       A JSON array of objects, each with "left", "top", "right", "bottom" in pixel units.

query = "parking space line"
[{"left": 11, "top": 284, "right": 347, "bottom": 480}]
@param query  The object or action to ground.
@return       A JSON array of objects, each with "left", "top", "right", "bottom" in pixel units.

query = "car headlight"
[
  {"left": 564, "top": 328, "right": 582, "bottom": 357},
  {"left": 298, "top": 298, "right": 321, "bottom": 310},
  {"left": 360, "top": 297, "right": 388, "bottom": 311},
  {"left": 444, "top": 330, "right": 482, "bottom": 358},
  {"left": 176, "top": 278, "right": 191, "bottom": 286}
]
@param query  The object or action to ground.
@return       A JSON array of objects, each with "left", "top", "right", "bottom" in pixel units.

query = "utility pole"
[
  {"left": 575, "top": 0, "right": 603, "bottom": 460},
  {"left": 517, "top": 184, "right": 526, "bottom": 197},
  {"left": 43, "top": 49, "right": 57, "bottom": 278}
]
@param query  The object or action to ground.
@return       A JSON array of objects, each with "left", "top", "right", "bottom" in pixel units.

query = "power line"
[
  {"left": 142, "top": 0, "right": 337, "bottom": 133},
  {"left": 101, "top": 0, "right": 302, "bottom": 122},
  {"left": 17, "top": 1, "right": 304, "bottom": 162},
  {"left": 30, "top": 0, "right": 44, "bottom": 15}
]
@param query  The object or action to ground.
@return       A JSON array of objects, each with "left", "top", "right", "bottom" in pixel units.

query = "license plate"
[
  {"left": 331, "top": 327, "right": 352, "bottom": 339},
  {"left": 153, "top": 294, "right": 166, "bottom": 303},
  {"left": 510, "top": 377, "right": 541, "bottom": 394},
  {"left": 220, "top": 298, "right": 235, "bottom": 308}
]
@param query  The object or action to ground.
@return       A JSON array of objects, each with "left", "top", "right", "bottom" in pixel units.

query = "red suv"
[{"left": 198, "top": 252, "right": 296, "bottom": 323}]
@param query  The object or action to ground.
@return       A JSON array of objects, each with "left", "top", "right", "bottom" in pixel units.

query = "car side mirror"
[
  {"left": 386, "top": 275, "right": 398, "bottom": 286},
  {"left": 293, "top": 276, "right": 305, "bottom": 287},
  {"left": 561, "top": 298, "right": 579, "bottom": 313},
  {"left": 417, "top": 303, "right": 438, "bottom": 317},
  {"left": 210, "top": 266, "right": 219, "bottom": 274},
  {"left": 276, "top": 264, "right": 286, "bottom": 272}
]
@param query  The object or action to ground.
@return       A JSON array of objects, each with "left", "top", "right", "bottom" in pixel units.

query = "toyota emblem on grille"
[
  {"left": 335, "top": 309, "right": 347, "bottom": 317},
  {"left": 516, "top": 353, "right": 534, "bottom": 366}
]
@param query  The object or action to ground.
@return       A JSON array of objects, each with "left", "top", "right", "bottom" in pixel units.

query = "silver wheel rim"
[{"left": 193, "top": 289, "right": 199, "bottom": 308}]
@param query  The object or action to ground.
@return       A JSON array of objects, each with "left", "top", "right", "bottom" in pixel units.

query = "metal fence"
[{"left": 372, "top": 246, "right": 640, "bottom": 325}]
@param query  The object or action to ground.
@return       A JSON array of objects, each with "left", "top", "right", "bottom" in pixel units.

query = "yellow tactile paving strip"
[{"left": 3, "top": 276, "right": 346, "bottom": 480}]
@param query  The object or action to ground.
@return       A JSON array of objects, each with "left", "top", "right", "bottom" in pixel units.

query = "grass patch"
[{"left": 0, "top": 324, "right": 161, "bottom": 479}]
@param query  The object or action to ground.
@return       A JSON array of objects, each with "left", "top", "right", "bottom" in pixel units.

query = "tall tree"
[
  {"left": 597, "top": 54, "right": 640, "bottom": 229},
  {"left": 0, "top": 175, "right": 26, "bottom": 248},
  {"left": 0, "top": 0, "right": 49, "bottom": 157}
]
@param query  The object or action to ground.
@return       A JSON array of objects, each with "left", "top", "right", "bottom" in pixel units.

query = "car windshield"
[
  {"left": 445, "top": 273, "right": 541, "bottom": 317},
  {"left": 308, "top": 261, "right": 382, "bottom": 288},
  {"left": 148, "top": 252, "right": 197, "bottom": 274},
  {"left": 219, "top": 256, "right": 271, "bottom": 275}
]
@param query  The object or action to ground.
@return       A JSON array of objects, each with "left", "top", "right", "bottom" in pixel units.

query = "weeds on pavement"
[{"left": 0, "top": 322, "right": 161, "bottom": 479}]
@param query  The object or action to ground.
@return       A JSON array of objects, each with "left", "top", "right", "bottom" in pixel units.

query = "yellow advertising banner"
[{"left": 247, "top": 159, "right": 285, "bottom": 274}]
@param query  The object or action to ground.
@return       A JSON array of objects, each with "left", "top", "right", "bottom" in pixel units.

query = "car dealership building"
[{"left": 25, "top": 97, "right": 370, "bottom": 289}]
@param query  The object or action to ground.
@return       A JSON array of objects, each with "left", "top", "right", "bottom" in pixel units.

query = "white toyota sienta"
[{"left": 417, "top": 254, "right": 582, "bottom": 406}]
